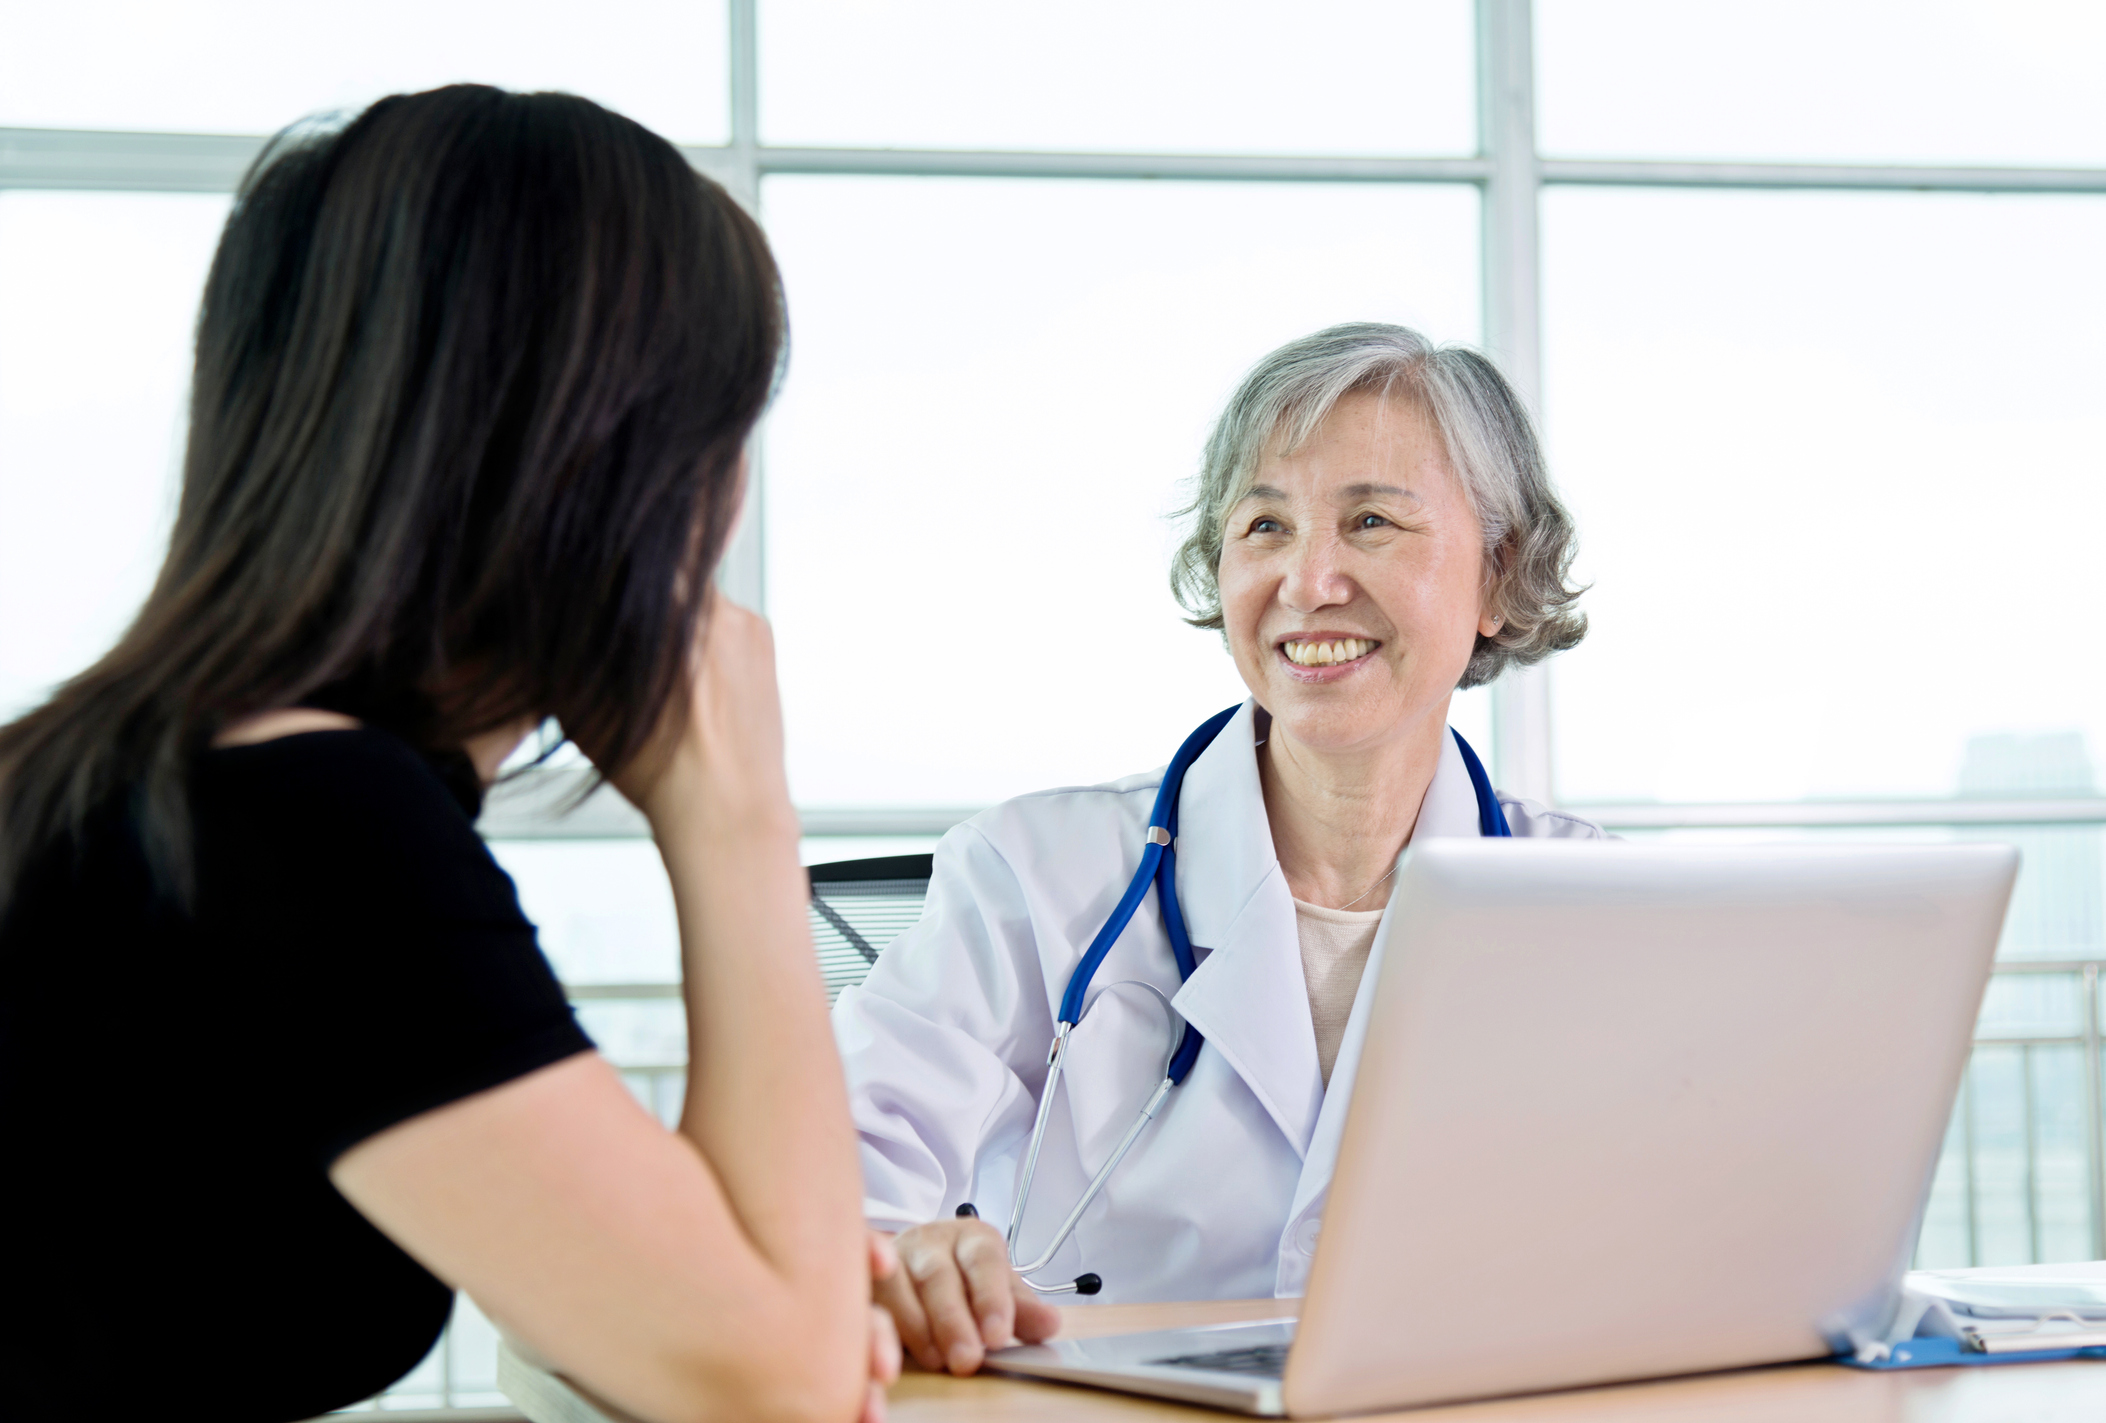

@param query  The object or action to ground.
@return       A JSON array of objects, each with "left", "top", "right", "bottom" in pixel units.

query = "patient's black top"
[{"left": 0, "top": 730, "right": 595, "bottom": 1421}]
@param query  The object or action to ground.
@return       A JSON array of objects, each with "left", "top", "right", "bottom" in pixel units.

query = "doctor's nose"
[{"left": 1279, "top": 536, "right": 1353, "bottom": 613}]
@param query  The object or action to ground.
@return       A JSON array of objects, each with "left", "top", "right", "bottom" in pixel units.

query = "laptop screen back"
[{"left": 1287, "top": 840, "right": 2016, "bottom": 1417}]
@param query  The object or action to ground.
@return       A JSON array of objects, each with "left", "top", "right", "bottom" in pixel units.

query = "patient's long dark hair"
[{"left": 0, "top": 85, "right": 783, "bottom": 915}]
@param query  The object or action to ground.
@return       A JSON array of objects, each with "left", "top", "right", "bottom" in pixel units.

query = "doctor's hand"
[{"left": 876, "top": 1216, "right": 1061, "bottom": 1376}]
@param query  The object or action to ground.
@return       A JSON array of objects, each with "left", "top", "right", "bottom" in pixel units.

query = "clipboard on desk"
[
  {"left": 1848, "top": 1325, "right": 2106, "bottom": 1370},
  {"left": 1845, "top": 1263, "right": 2106, "bottom": 1370}
]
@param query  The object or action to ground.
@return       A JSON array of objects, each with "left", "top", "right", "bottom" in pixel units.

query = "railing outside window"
[{"left": 1918, "top": 962, "right": 2106, "bottom": 1268}]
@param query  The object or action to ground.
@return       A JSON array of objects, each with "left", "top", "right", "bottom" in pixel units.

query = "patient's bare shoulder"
[{"left": 212, "top": 708, "right": 362, "bottom": 748}]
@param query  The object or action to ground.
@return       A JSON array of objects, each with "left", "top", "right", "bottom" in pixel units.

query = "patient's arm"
[
  {"left": 337, "top": 1054, "right": 873, "bottom": 1423},
  {"left": 338, "top": 602, "right": 873, "bottom": 1423}
]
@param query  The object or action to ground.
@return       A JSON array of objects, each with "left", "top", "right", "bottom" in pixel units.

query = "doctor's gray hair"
[{"left": 1169, "top": 322, "right": 1587, "bottom": 690}]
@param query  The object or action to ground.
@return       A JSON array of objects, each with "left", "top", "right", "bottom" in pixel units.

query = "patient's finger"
[
  {"left": 953, "top": 1222, "right": 1020, "bottom": 1346},
  {"left": 875, "top": 1254, "right": 935, "bottom": 1372},
  {"left": 902, "top": 1229, "right": 985, "bottom": 1375},
  {"left": 869, "top": 1231, "right": 900, "bottom": 1288},
  {"left": 860, "top": 1304, "right": 897, "bottom": 1423},
  {"left": 871, "top": 1302, "right": 902, "bottom": 1385}
]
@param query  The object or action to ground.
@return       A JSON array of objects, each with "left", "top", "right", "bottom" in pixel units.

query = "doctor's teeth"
[{"left": 1284, "top": 639, "right": 1373, "bottom": 666}]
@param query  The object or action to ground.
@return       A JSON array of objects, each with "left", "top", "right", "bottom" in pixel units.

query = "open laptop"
[{"left": 986, "top": 839, "right": 2018, "bottom": 1416}]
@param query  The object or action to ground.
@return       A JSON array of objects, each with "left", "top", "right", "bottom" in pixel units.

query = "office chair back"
[{"left": 807, "top": 854, "right": 932, "bottom": 1003}]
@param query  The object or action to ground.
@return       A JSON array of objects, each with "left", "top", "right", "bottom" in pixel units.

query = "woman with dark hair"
[{"left": 0, "top": 87, "right": 890, "bottom": 1422}]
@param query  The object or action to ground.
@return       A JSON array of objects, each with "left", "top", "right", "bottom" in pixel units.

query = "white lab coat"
[{"left": 832, "top": 700, "right": 1606, "bottom": 1303}]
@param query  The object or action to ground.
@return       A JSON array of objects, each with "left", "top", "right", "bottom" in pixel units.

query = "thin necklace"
[
  {"left": 1263, "top": 727, "right": 1392, "bottom": 910},
  {"left": 1333, "top": 861, "right": 1398, "bottom": 912}
]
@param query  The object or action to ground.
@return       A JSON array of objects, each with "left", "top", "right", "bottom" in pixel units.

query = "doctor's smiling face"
[{"left": 1216, "top": 390, "right": 1498, "bottom": 761}]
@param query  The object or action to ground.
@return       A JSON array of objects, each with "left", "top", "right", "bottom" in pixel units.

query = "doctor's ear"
[{"left": 1476, "top": 555, "right": 1508, "bottom": 640}]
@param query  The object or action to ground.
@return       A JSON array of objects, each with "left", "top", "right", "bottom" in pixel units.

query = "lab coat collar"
[
  {"left": 1174, "top": 710, "right": 1480, "bottom": 921},
  {"left": 1411, "top": 728, "right": 1484, "bottom": 840},
  {"left": 1165, "top": 700, "right": 1325, "bottom": 1159}
]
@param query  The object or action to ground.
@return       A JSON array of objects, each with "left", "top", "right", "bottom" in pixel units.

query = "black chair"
[{"left": 806, "top": 854, "right": 933, "bottom": 1003}]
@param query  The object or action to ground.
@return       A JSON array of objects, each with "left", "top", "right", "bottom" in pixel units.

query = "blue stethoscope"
[{"left": 996, "top": 705, "right": 1511, "bottom": 1295}]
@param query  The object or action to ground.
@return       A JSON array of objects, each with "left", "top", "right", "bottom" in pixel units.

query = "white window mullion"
[
  {"left": 1477, "top": 0, "right": 1556, "bottom": 804},
  {"left": 715, "top": 0, "right": 768, "bottom": 611}
]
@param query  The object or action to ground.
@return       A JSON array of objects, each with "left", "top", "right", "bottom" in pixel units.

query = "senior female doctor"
[{"left": 833, "top": 323, "right": 1601, "bottom": 1377}]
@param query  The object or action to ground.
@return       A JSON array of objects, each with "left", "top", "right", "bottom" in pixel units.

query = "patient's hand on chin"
[{"left": 874, "top": 1216, "right": 1062, "bottom": 1376}]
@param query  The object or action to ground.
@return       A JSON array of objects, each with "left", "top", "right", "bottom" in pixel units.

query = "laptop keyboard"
[{"left": 1147, "top": 1344, "right": 1289, "bottom": 1377}]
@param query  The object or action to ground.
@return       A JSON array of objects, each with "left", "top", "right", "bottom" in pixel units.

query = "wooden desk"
[{"left": 886, "top": 1299, "right": 2106, "bottom": 1421}]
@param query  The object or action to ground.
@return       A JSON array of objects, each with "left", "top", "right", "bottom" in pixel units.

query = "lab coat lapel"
[
  {"left": 1168, "top": 701, "right": 1324, "bottom": 1160},
  {"left": 1286, "top": 730, "right": 1486, "bottom": 1223},
  {"left": 1414, "top": 728, "right": 1487, "bottom": 843}
]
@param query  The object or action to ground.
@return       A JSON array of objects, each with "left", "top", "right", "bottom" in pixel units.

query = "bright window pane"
[
  {"left": 763, "top": 176, "right": 1482, "bottom": 808},
  {"left": 1978, "top": 974, "right": 2087, "bottom": 1038},
  {"left": 1538, "top": 0, "right": 2106, "bottom": 167},
  {"left": 0, "top": 0, "right": 728, "bottom": 144},
  {"left": 490, "top": 841, "right": 681, "bottom": 985},
  {"left": 1541, "top": 188, "right": 2106, "bottom": 805},
  {"left": 0, "top": 191, "right": 228, "bottom": 722},
  {"left": 759, "top": 0, "right": 1475, "bottom": 156}
]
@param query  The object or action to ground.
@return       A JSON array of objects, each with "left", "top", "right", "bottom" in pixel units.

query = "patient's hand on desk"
[
  {"left": 876, "top": 1216, "right": 1060, "bottom": 1376},
  {"left": 866, "top": 1234, "right": 903, "bottom": 1422}
]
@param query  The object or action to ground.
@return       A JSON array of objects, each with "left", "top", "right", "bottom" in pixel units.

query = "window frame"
[{"left": 12, "top": 0, "right": 2105, "bottom": 825}]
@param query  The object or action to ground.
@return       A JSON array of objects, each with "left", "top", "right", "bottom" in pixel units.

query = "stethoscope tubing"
[
  {"left": 1007, "top": 706, "right": 1240, "bottom": 1283},
  {"left": 1056, "top": 704, "right": 1239, "bottom": 1023}
]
